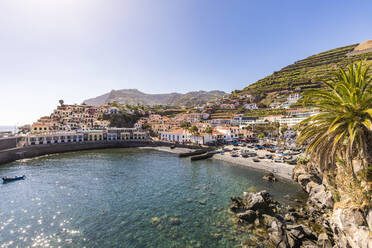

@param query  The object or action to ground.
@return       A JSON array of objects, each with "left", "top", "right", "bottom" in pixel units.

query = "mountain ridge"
[{"left": 84, "top": 89, "right": 226, "bottom": 107}]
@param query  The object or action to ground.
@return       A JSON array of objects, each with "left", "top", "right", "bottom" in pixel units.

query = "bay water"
[{"left": 0, "top": 148, "right": 305, "bottom": 247}]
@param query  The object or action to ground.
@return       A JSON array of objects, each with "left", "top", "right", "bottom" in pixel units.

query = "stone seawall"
[
  {"left": 0, "top": 141, "right": 201, "bottom": 166},
  {"left": 0, "top": 137, "right": 24, "bottom": 151}
]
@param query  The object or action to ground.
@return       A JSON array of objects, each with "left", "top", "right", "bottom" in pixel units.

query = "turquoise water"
[{"left": 0, "top": 149, "right": 305, "bottom": 247}]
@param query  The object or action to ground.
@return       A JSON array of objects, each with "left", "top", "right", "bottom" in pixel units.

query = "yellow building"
[
  {"left": 87, "top": 131, "right": 104, "bottom": 141},
  {"left": 120, "top": 132, "right": 131, "bottom": 140}
]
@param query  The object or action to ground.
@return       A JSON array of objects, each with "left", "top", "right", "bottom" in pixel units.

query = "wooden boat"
[
  {"left": 179, "top": 149, "right": 208, "bottom": 157},
  {"left": 2, "top": 175, "right": 25, "bottom": 183},
  {"left": 253, "top": 158, "right": 260, "bottom": 162},
  {"left": 190, "top": 152, "right": 214, "bottom": 161}
]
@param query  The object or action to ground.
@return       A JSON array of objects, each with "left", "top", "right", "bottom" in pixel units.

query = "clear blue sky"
[{"left": 0, "top": 0, "right": 371, "bottom": 125}]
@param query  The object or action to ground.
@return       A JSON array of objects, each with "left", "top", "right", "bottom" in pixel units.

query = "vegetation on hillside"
[
  {"left": 236, "top": 44, "right": 372, "bottom": 106},
  {"left": 103, "top": 112, "right": 144, "bottom": 128},
  {"left": 297, "top": 61, "right": 372, "bottom": 208}
]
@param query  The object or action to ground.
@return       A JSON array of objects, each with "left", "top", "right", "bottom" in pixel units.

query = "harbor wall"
[
  {"left": 0, "top": 137, "right": 23, "bottom": 151},
  {"left": 0, "top": 141, "right": 201, "bottom": 166}
]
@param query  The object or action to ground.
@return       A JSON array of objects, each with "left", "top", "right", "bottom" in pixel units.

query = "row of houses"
[
  {"left": 31, "top": 103, "right": 122, "bottom": 133},
  {"left": 233, "top": 108, "right": 319, "bottom": 127},
  {"left": 26, "top": 128, "right": 148, "bottom": 146},
  {"left": 159, "top": 126, "right": 255, "bottom": 145}
]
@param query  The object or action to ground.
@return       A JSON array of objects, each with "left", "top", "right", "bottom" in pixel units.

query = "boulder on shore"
[
  {"left": 263, "top": 172, "right": 277, "bottom": 182},
  {"left": 230, "top": 190, "right": 324, "bottom": 248},
  {"left": 236, "top": 210, "right": 257, "bottom": 223},
  {"left": 242, "top": 190, "right": 278, "bottom": 215}
]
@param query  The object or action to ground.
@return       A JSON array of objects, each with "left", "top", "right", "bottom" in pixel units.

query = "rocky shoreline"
[
  {"left": 293, "top": 164, "right": 372, "bottom": 248},
  {"left": 230, "top": 190, "right": 322, "bottom": 247},
  {"left": 229, "top": 164, "right": 372, "bottom": 248}
]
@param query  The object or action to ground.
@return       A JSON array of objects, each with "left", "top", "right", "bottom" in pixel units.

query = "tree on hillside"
[
  {"left": 59, "top": 99, "right": 64, "bottom": 106},
  {"left": 181, "top": 121, "right": 191, "bottom": 130},
  {"left": 274, "top": 122, "right": 280, "bottom": 135},
  {"left": 190, "top": 125, "right": 199, "bottom": 136},
  {"left": 237, "top": 107, "right": 245, "bottom": 114},
  {"left": 110, "top": 101, "right": 120, "bottom": 108},
  {"left": 257, "top": 133, "right": 265, "bottom": 140},
  {"left": 205, "top": 126, "right": 213, "bottom": 134},
  {"left": 297, "top": 61, "right": 372, "bottom": 206},
  {"left": 280, "top": 124, "right": 288, "bottom": 135}
]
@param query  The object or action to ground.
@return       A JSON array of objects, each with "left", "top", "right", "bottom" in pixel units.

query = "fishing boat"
[
  {"left": 2, "top": 175, "right": 26, "bottom": 183},
  {"left": 231, "top": 153, "right": 239, "bottom": 157},
  {"left": 241, "top": 153, "right": 250, "bottom": 158}
]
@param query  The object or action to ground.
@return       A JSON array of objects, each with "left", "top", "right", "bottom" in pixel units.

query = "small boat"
[
  {"left": 2, "top": 175, "right": 26, "bottom": 183},
  {"left": 170, "top": 145, "right": 176, "bottom": 149},
  {"left": 253, "top": 158, "right": 260, "bottom": 162},
  {"left": 231, "top": 153, "right": 239, "bottom": 157}
]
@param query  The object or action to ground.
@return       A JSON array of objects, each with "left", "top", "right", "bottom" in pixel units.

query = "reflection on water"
[{"left": 0, "top": 149, "right": 306, "bottom": 247}]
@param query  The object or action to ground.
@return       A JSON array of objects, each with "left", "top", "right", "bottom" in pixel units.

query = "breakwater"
[{"left": 0, "top": 141, "right": 200, "bottom": 166}]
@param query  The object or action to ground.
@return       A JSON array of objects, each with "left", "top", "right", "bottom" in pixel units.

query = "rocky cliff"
[
  {"left": 229, "top": 164, "right": 371, "bottom": 247},
  {"left": 293, "top": 164, "right": 372, "bottom": 248}
]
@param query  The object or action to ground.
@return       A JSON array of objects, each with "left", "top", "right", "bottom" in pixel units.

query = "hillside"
[
  {"left": 84, "top": 89, "right": 226, "bottom": 107},
  {"left": 236, "top": 42, "right": 372, "bottom": 104}
]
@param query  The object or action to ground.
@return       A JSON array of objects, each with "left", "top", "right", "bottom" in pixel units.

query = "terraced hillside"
[{"left": 239, "top": 43, "right": 372, "bottom": 98}]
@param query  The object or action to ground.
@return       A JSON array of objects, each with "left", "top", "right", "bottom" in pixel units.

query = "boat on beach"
[{"left": 2, "top": 175, "right": 26, "bottom": 183}]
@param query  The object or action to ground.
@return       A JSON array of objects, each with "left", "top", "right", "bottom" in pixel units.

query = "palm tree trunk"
[{"left": 360, "top": 130, "right": 372, "bottom": 183}]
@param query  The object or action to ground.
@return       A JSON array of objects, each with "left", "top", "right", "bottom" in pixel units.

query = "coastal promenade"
[{"left": 0, "top": 140, "right": 200, "bottom": 166}]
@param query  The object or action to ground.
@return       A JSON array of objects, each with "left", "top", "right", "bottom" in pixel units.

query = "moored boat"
[{"left": 2, "top": 175, "right": 26, "bottom": 183}]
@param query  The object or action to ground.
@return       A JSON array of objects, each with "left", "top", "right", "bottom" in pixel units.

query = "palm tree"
[{"left": 297, "top": 61, "right": 372, "bottom": 185}]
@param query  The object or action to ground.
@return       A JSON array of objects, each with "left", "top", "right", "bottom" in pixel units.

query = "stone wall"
[
  {"left": 0, "top": 137, "right": 24, "bottom": 151},
  {"left": 293, "top": 164, "right": 372, "bottom": 248}
]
